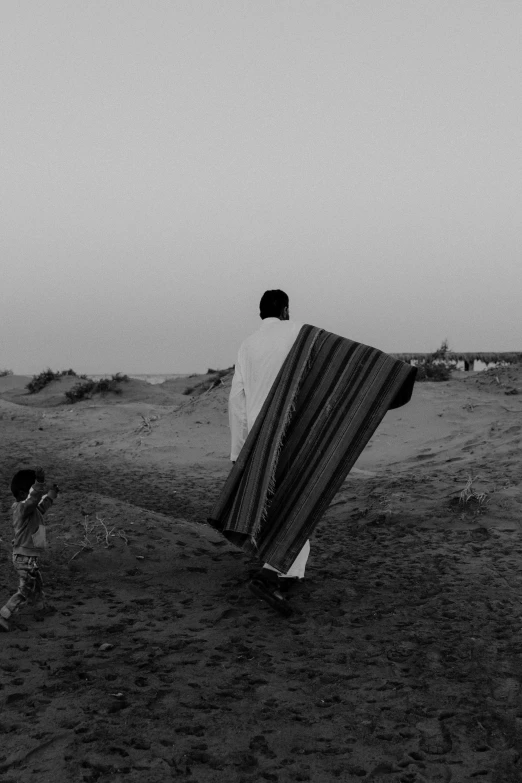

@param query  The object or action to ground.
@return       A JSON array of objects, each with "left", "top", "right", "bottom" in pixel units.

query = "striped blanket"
[{"left": 209, "top": 325, "right": 417, "bottom": 573}]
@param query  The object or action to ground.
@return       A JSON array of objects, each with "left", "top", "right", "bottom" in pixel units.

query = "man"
[
  {"left": 211, "top": 294, "right": 417, "bottom": 618},
  {"left": 229, "top": 290, "right": 310, "bottom": 611}
]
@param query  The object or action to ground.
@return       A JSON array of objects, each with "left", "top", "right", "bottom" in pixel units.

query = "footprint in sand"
[
  {"left": 416, "top": 719, "right": 452, "bottom": 755},
  {"left": 424, "top": 649, "right": 443, "bottom": 671},
  {"left": 386, "top": 642, "right": 416, "bottom": 662},
  {"left": 394, "top": 774, "right": 427, "bottom": 783},
  {"left": 491, "top": 677, "right": 520, "bottom": 702}
]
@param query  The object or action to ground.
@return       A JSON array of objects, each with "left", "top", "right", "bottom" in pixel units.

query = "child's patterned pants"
[{"left": 0, "top": 555, "right": 44, "bottom": 620}]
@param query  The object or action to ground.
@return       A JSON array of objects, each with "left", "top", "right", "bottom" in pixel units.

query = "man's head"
[
  {"left": 259, "top": 290, "right": 289, "bottom": 321},
  {"left": 11, "top": 469, "right": 36, "bottom": 501}
]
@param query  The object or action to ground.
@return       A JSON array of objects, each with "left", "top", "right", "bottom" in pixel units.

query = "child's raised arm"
[{"left": 38, "top": 484, "right": 60, "bottom": 515}]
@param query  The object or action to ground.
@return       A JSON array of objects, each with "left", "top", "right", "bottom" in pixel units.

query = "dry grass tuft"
[
  {"left": 459, "top": 474, "right": 488, "bottom": 506},
  {"left": 65, "top": 513, "right": 128, "bottom": 561},
  {"left": 135, "top": 414, "right": 157, "bottom": 435}
]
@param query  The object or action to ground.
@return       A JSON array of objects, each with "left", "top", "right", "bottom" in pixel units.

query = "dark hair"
[
  {"left": 11, "top": 469, "right": 36, "bottom": 498},
  {"left": 259, "top": 290, "right": 289, "bottom": 319}
]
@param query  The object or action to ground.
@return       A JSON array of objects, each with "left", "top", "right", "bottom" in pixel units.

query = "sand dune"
[{"left": 1, "top": 364, "right": 521, "bottom": 781}]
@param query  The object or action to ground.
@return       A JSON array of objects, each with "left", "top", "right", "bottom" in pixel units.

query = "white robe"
[{"left": 229, "top": 318, "right": 302, "bottom": 461}]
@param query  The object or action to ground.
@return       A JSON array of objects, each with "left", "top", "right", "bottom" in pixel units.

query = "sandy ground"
[{"left": 1, "top": 366, "right": 522, "bottom": 783}]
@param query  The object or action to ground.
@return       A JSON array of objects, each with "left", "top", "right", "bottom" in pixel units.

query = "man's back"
[
  {"left": 238, "top": 318, "right": 301, "bottom": 427},
  {"left": 229, "top": 317, "right": 301, "bottom": 460}
]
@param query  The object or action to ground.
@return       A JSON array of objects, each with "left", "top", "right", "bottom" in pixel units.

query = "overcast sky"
[{"left": 1, "top": 1, "right": 520, "bottom": 374}]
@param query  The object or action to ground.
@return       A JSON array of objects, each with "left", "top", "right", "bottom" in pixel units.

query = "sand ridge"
[{"left": 1, "top": 366, "right": 522, "bottom": 781}]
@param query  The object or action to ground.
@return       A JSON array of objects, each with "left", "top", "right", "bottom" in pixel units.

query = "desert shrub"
[
  {"left": 0, "top": 369, "right": 13, "bottom": 377},
  {"left": 415, "top": 362, "right": 452, "bottom": 382},
  {"left": 26, "top": 369, "right": 61, "bottom": 393},
  {"left": 64, "top": 373, "right": 128, "bottom": 403},
  {"left": 96, "top": 377, "right": 123, "bottom": 394},
  {"left": 416, "top": 339, "right": 457, "bottom": 382},
  {"left": 206, "top": 367, "right": 233, "bottom": 375},
  {"left": 431, "top": 338, "right": 451, "bottom": 360},
  {"left": 26, "top": 368, "right": 83, "bottom": 393},
  {"left": 65, "top": 379, "right": 96, "bottom": 402}
]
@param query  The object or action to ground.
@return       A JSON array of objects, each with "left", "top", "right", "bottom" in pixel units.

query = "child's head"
[{"left": 11, "top": 469, "right": 36, "bottom": 501}]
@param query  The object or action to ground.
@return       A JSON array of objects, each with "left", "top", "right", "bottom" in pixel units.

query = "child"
[{"left": 0, "top": 466, "right": 59, "bottom": 632}]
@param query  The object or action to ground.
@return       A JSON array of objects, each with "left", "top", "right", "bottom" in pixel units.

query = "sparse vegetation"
[
  {"left": 416, "top": 363, "right": 452, "bottom": 382},
  {"left": 459, "top": 473, "right": 488, "bottom": 506},
  {"left": 0, "top": 369, "right": 13, "bottom": 377},
  {"left": 183, "top": 367, "right": 233, "bottom": 396},
  {"left": 26, "top": 368, "right": 85, "bottom": 394},
  {"left": 135, "top": 414, "right": 157, "bottom": 436},
  {"left": 65, "top": 513, "right": 128, "bottom": 562},
  {"left": 64, "top": 379, "right": 97, "bottom": 401},
  {"left": 26, "top": 369, "right": 60, "bottom": 393},
  {"left": 64, "top": 373, "right": 129, "bottom": 403},
  {"left": 415, "top": 340, "right": 457, "bottom": 382}
]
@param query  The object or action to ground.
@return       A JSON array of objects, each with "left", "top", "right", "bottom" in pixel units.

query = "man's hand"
[
  {"left": 35, "top": 466, "right": 45, "bottom": 483},
  {"left": 48, "top": 483, "right": 60, "bottom": 499}
]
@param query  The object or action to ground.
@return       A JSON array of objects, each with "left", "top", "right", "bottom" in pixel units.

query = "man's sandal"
[{"left": 248, "top": 578, "right": 293, "bottom": 617}]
